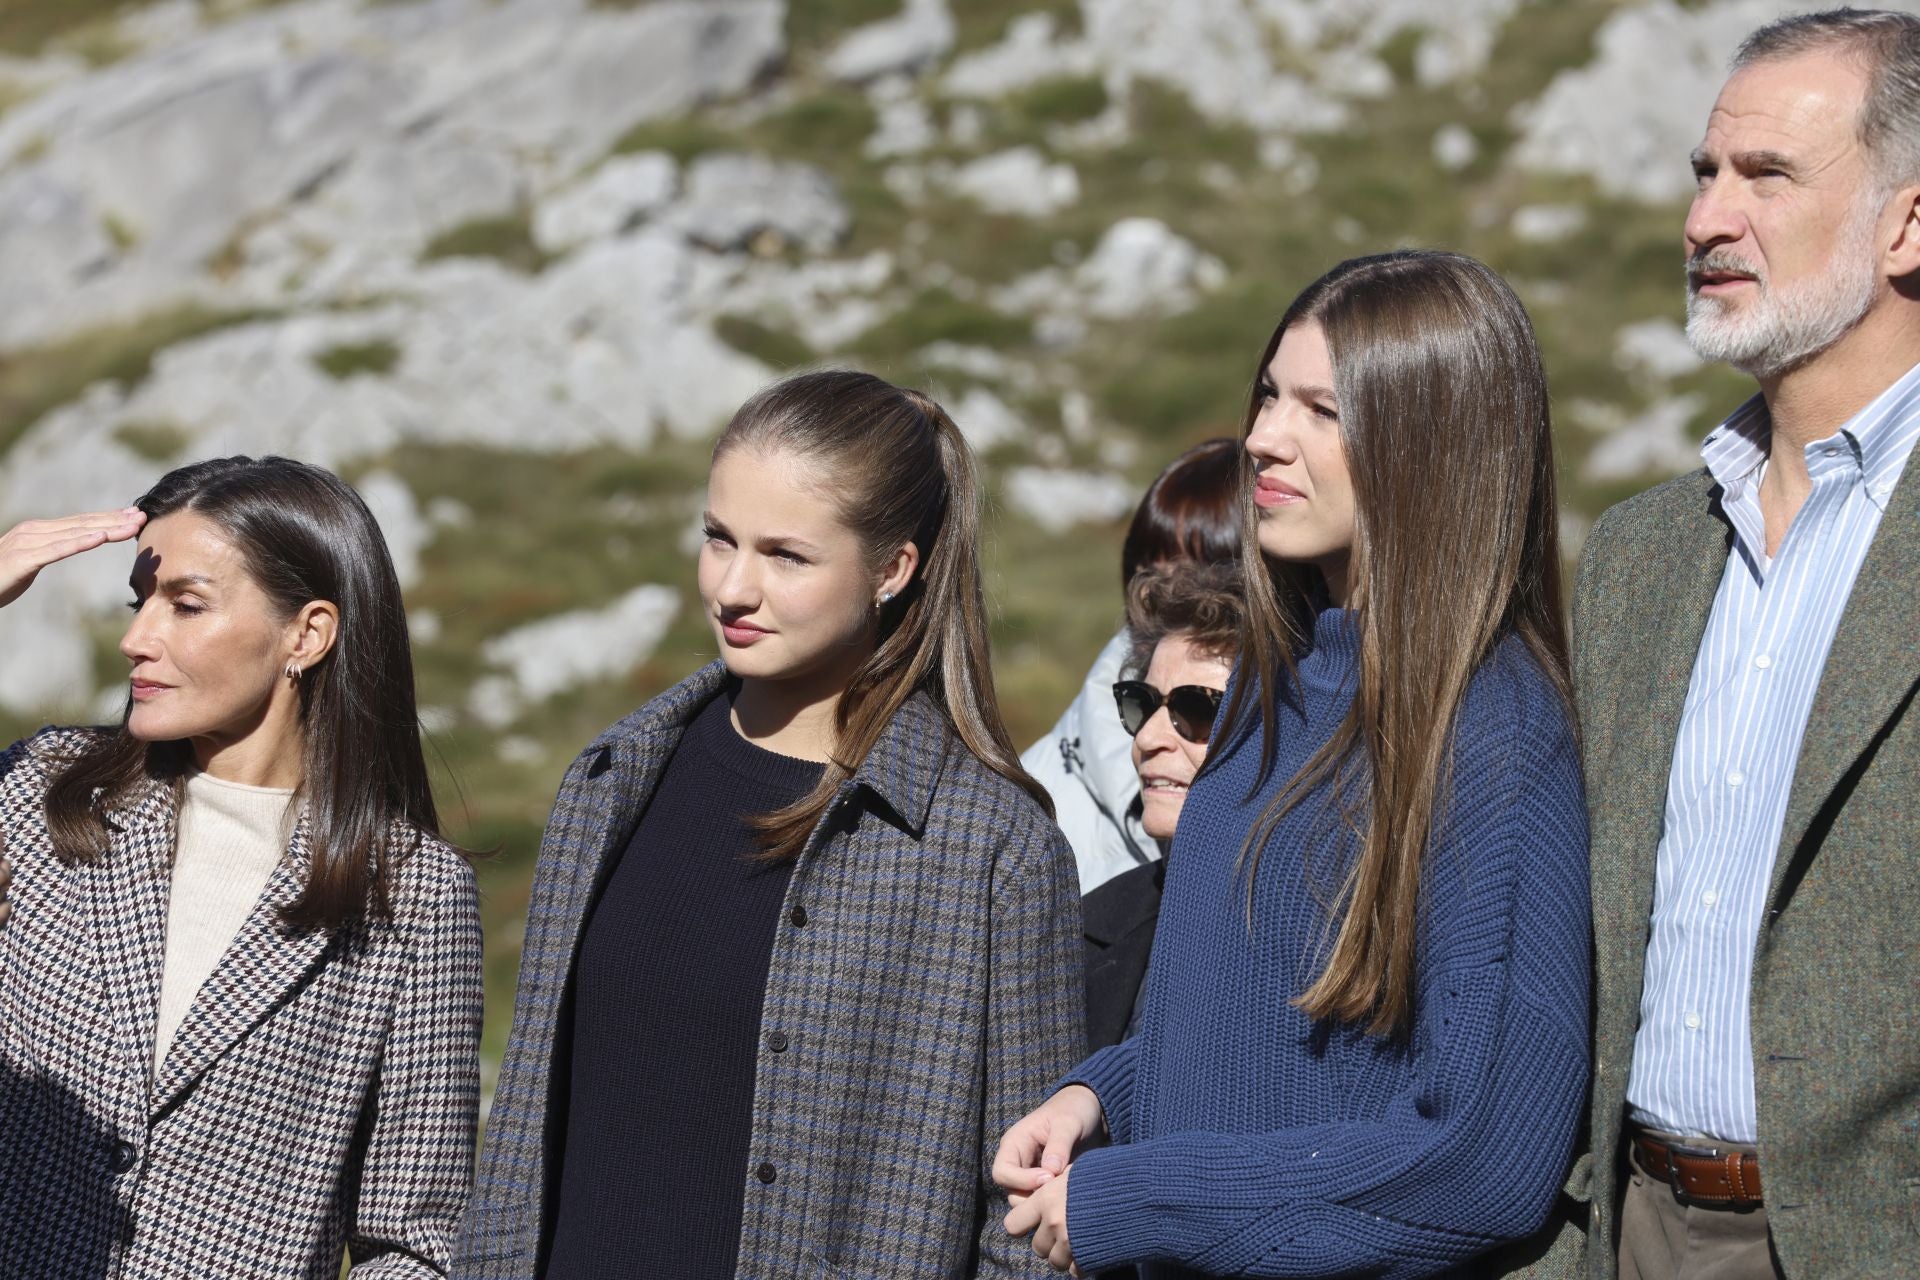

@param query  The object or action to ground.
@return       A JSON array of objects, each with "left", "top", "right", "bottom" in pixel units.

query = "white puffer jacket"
[{"left": 1020, "top": 629, "right": 1159, "bottom": 895}]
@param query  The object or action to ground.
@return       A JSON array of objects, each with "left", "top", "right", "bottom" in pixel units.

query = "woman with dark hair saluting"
[
  {"left": 456, "top": 369, "right": 1084, "bottom": 1280},
  {"left": 996, "top": 251, "right": 1591, "bottom": 1277},
  {"left": 0, "top": 457, "right": 482, "bottom": 1278}
]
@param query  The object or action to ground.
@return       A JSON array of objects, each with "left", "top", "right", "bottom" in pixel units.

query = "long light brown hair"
[
  {"left": 1217, "top": 251, "right": 1571, "bottom": 1036},
  {"left": 714, "top": 369, "right": 1052, "bottom": 859}
]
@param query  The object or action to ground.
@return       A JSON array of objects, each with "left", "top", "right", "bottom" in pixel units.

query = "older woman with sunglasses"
[{"left": 1085, "top": 562, "right": 1243, "bottom": 1050}]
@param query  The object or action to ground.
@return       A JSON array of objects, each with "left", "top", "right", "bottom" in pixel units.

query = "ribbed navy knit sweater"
[{"left": 1062, "top": 608, "right": 1591, "bottom": 1279}]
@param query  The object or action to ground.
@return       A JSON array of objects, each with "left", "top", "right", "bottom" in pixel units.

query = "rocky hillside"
[{"left": 0, "top": 0, "right": 1887, "bottom": 1074}]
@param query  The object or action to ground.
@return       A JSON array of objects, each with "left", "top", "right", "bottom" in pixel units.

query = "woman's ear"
[
  {"left": 286, "top": 600, "right": 340, "bottom": 673},
  {"left": 877, "top": 542, "right": 920, "bottom": 604}
]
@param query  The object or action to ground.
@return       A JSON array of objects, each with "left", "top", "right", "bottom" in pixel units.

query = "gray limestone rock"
[
  {"left": 952, "top": 147, "right": 1080, "bottom": 218},
  {"left": 1511, "top": 0, "right": 1812, "bottom": 203},
  {"left": 826, "top": 0, "right": 956, "bottom": 84},
  {"left": 534, "top": 153, "right": 679, "bottom": 256},
  {"left": 668, "top": 153, "right": 851, "bottom": 254}
]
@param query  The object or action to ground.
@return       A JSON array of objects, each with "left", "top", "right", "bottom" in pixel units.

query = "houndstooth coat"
[
  {"left": 0, "top": 729, "right": 484, "bottom": 1279},
  {"left": 454, "top": 663, "right": 1086, "bottom": 1279}
]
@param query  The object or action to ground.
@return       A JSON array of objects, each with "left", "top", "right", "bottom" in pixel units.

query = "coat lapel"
[
  {"left": 149, "top": 817, "right": 336, "bottom": 1117},
  {"left": 1769, "top": 464, "right": 1920, "bottom": 908},
  {"left": 88, "top": 780, "right": 175, "bottom": 1120},
  {"left": 1589, "top": 474, "right": 1728, "bottom": 940}
]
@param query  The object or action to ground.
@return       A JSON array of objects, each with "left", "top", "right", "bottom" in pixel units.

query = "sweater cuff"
[
  {"left": 1064, "top": 1142, "right": 1171, "bottom": 1272},
  {"left": 1057, "top": 1040, "right": 1136, "bottom": 1144}
]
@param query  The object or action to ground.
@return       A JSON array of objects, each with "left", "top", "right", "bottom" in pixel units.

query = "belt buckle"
[{"left": 1662, "top": 1139, "right": 1748, "bottom": 1209}]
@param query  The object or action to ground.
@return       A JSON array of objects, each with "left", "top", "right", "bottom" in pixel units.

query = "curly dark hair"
[{"left": 1123, "top": 561, "right": 1245, "bottom": 679}]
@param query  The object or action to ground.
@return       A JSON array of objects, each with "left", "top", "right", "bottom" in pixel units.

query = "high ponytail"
[{"left": 713, "top": 370, "right": 1051, "bottom": 861}]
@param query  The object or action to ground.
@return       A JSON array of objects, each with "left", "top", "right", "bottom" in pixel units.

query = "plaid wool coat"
[
  {"left": 454, "top": 663, "right": 1086, "bottom": 1279},
  {"left": 0, "top": 729, "right": 484, "bottom": 1279}
]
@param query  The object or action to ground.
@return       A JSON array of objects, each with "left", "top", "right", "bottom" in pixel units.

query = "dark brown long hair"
[
  {"left": 44, "top": 455, "right": 439, "bottom": 930},
  {"left": 1120, "top": 437, "right": 1243, "bottom": 587},
  {"left": 715, "top": 370, "right": 1052, "bottom": 858},
  {"left": 1219, "top": 251, "right": 1571, "bottom": 1036}
]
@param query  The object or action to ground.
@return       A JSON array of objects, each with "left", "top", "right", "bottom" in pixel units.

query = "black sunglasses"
[{"left": 1112, "top": 681, "right": 1223, "bottom": 745}]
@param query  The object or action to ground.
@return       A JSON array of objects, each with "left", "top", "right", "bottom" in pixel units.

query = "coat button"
[
  {"left": 789, "top": 904, "right": 808, "bottom": 928},
  {"left": 107, "top": 1140, "right": 139, "bottom": 1174},
  {"left": 766, "top": 1030, "right": 789, "bottom": 1053},
  {"left": 756, "top": 1161, "right": 777, "bottom": 1184}
]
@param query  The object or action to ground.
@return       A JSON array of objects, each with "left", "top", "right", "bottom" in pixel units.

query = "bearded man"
[{"left": 1572, "top": 9, "right": 1920, "bottom": 1280}]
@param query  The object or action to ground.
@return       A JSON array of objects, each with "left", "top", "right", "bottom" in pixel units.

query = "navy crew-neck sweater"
[
  {"left": 544, "top": 687, "right": 823, "bottom": 1280},
  {"left": 1061, "top": 608, "right": 1591, "bottom": 1278}
]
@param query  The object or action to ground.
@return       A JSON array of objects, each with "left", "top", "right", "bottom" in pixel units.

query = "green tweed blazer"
[{"left": 1570, "top": 462, "right": 1920, "bottom": 1278}]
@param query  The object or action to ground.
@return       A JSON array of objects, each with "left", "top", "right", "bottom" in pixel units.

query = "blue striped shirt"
[{"left": 1627, "top": 360, "right": 1920, "bottom": 1142}]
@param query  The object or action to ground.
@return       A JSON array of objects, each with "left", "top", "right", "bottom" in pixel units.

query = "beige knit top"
[{"left": 153, "top": 771, "right": 297, "bottom": 1070}]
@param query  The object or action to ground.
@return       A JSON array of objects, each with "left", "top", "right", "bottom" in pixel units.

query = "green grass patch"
[
  {"left": 112, "top": 419, "right": 192, "bottom": 462},
  {"left": 1375, "top": 25, "right": 1428, "bottom": 87},
  {"left": 983, "top": 504, "right": 1129, "bottom": 749},
  {"left": 714, "top": 316, "right": 817, "bottom": 370},
  {"left": 611, "top": 115, "right": 732, "bottom": 164},
  {"left": 784, "top": 0, "right": 899, "bottom": 58},
  {"left": 0, "top": 0, "right": 137, "bottom": 57},
  {"left": 845, "top": 287, "right": 1032, "bottom": 367},
  {"left": 1007, "top": 75, "right": 1109, "bottom": 128},
  {"left": 952, "top": 0, "right": 1082, "bottom": 53},
  {"left": 753, "top": 90, "right": 878, "bottom": 157},
  {"left": 313, "top": 338, "right": 401, "bottom": 380},
  {"left": 0, "top": 307, "right": 266, "bottom": 456},
  {"left": 101, "top": 212, "right": 139, "bottom": 253},
  {"left": 0, "top": 79, "right": 33, "bottom": 123},
  {"left": 366, "top": 439, "right": 718, "bottom": 707},
  {"left": 419, "top": 211, "right": 549, "bottom": 274}
]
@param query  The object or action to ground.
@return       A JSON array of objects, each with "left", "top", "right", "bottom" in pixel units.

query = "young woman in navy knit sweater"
[{"left": 996, "top": 251, "right": 1592, "bottom": 1278}]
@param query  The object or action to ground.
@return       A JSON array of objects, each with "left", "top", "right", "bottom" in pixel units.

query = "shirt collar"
[{"left": 1699, "top": 357, "right": 1920, "bottom": 511}]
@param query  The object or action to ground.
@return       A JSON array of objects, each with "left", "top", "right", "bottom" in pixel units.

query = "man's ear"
[{"left": 1884, "top": 182, "right": 1920, "bottom": 279}]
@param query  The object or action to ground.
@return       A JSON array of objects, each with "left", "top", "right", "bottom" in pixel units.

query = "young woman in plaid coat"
[
  {"left": 0, "top": 457, "right": 483, "bottom": 1278},
  {"left": 456, "top": 370, "right": 1085, "bottom": 1279}
]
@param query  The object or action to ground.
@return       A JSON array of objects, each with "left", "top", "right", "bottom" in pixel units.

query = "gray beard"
[{"left": 1685, "top": 203, "right": 1882, "bottom": 379}]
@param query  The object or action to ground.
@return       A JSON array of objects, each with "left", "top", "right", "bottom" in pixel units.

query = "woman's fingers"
[
  {"left": 1004, "top": 1191, "right": 1041, "bottom": 1238},
  {"left": 992, "top": 1115, "right": 1049, "bottom": 1191},
  {"left": 1038, "top": 1117, "right": 1081, "bottom": 1175},
  {"left": 0, "top": 508, "right": 146, "bottom": 608}
]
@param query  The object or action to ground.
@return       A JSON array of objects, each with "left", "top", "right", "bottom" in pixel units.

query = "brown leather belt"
[{"left": 1632, "top": 1130, "right": 1764, "bottom": 1208}]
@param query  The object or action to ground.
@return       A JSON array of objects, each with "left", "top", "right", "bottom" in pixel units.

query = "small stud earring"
[{"left": 876, "top": 590, "right": 894, "bottom": 610}]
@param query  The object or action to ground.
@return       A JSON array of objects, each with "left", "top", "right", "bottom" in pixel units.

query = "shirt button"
[
  {"left": 1701, "top": 889, "right": 1719, "bottom": 907},
  {"left": 106, "top": 1140, "right": 139, "bottom": 1174},
  {"left": 1684, "top": 1012, "right": 1702, "bottom": 1031},
  {"left": 1727, "top": 770, "right": 1745, "bottom": 787},
  {"left": 765, "top": 1030, "right": 789, "bottom": 1053},
  {"left": 789, "top": 904, "right": 808, "bottom": 928},
  {"left": 756, "top": 1162, "right": 778, "bottom": 1184},
  {"left": 1752, "top": 654, "right": 1772, "bottom": 670},
  {"left": 1822, "top": 445, "right": 1839, "bottom": 457}
]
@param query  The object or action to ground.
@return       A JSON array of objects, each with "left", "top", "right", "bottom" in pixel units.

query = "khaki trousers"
[{"left": 1618, "top": 1136, "right": 1782, "bottom": 1280}]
